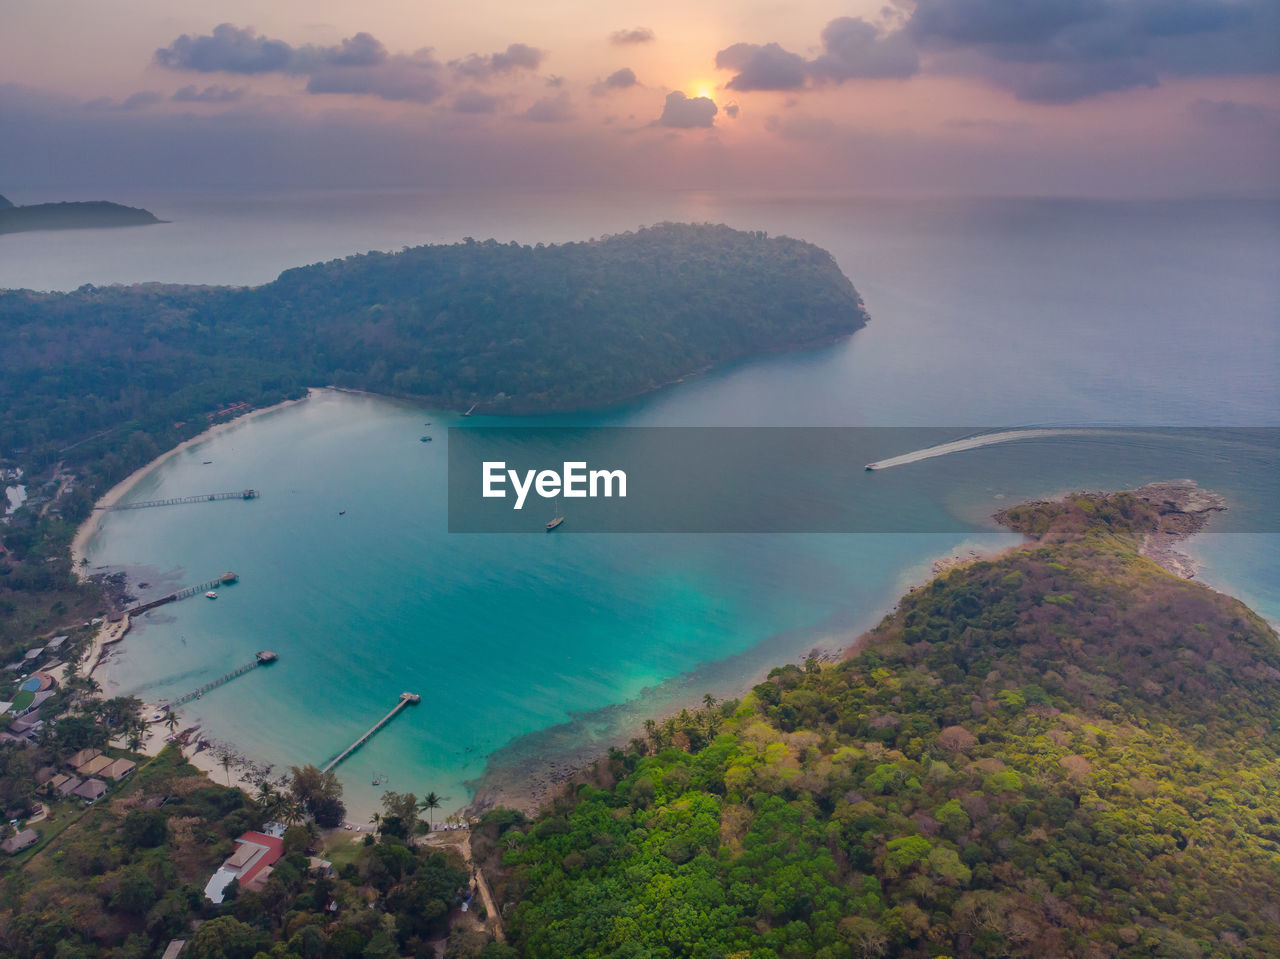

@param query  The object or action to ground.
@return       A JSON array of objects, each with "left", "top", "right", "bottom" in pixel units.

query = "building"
[
  {"left": 71, "top": 779, "right": 108, "bottom": 802},
  {"left": 23, "top": 647, "right": 44, "bottom": 661},
  {"left": 102, "top": 758, "right": 136, "bottom": 780},
  {"left": 48, "top": 773, "right": 81, "bottom": 797},
  {"left": 1, "top": 829, "right": 38, "bottom": 854},
  {"left": 203, "top": 831, "right": 285, "bottom": 903},
  {"left": 76, "top": 754, "right": 114, "bottom": 777},
  {"left": 45, "top": 636, "right": 68, "bottom": 651},
  {"left": 67, "top": 747, "right": 101, "bottom": 769}
]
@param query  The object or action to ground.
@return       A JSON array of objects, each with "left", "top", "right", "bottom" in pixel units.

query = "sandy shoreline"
[
  {"left": 466, "top": 535, "right": 1012, "bottom": 818},
  {"left": 70, "top": 392, "right": 313, "bottom": 579}
]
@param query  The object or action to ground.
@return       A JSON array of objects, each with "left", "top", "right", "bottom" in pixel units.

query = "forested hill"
[
  {"left": 477, "top": 489, "right": 1280, "bottom": 959},
  {"left": 0, "top": 223, "right": 865, "bottom": 468},
  {"left": 0, "top": 200, "right": 162, "bottom": 235}
]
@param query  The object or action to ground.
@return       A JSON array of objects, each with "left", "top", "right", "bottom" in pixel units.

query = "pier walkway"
[
  {"left": 322, "top": 693, "right": 420, "bottom": 773},
  {"left": 168, "top": 651, "right": 277, "bottom": 710},
  {"left": 127, "top": 571, "right": 239, "bottom": 616},
  {"left": 100, "top": 489, "right": 258, "bottom": 511}
]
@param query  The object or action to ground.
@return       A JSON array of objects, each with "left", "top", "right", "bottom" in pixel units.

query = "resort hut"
[
  {"left": 103, "top": 758, "right": 136, "bottom": 781},
  {"left": 72, "top": 779, "right": 108, "bottom": 802},
  {"left": 53, "top": 775, "right": 82, "bottom": 797},
  {"left": 67, "top": 747, "right": 101, "bottom": 769},
  {"left": 76, "top": 754, "right": 113, "bottom": 777}
]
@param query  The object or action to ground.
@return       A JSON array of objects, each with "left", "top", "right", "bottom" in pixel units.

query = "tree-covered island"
[{"left": 0, "top": 200, "right": 164, "bottom": 235}]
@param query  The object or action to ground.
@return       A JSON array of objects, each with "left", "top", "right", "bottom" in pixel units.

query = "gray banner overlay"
[{"left": 447, "top": 427, "right": 1279, "bottom": 533}]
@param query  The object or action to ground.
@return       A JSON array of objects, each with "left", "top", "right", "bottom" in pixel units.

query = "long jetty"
[
  {"left": 99, "top": 489, "right": 258, "bottom": 511},
  {"left": 127, "top": 571, "right": 239, "bottom": 616},
  {"left": 322, "top": 693, "right": 421, "bottom": 773},
  {"left": 168, "top": 650, "right": 278, "bottom": 710}
]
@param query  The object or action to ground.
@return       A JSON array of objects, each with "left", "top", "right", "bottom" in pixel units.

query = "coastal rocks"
[{"left": 1131, "top": 480, "right": 1227, "bottom": 579}]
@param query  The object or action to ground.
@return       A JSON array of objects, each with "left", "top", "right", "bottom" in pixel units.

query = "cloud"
[
  {"left": 716, "top": 43, "right": 809, "bottom": 91},
  {"left": 1187, "top": 98, "right": 1278, "bottom": 127},
  {"left": 591, "top": 67, "right": 638, "bottom": 96},
  {"left": 156, "top": 26, "right": 544, "bottom": 105},
  {"left": 155, "top": 23, "right": 294, "bottom": 74},
  {"left": 172, "top": 84, "right": 246, "bottom": 103},
  {"left": 524, "top": 92, "right": 575, "bottom": 122},
  {"left": 315, "top": 32, "right": 387, "bottom": 68},
  {"left": 121, "top": 91, "right": 164, "bottom": 110},
  {"left": 86, "top": 91, "right": 164, "bottom": 111},
  {"left": 451, "top": 43, "right": 544, "bottom": 81},
  {"left": 452, "top": 89, "right": 502, "bottom": 114},
  {"left": 810, "top": 17, "right": 919, "bottom": 81},
  {"left": 610, "top": 28, "right": 655, "bottom": 45},
  {"left": 304, "top": 50, "right": 447, "bottom": 103},
  {"left": 716, "top": 18, "right": 917, "bottom": 92},
  {"left": 716, "top": 3, "right": 1280, "bottom": 105},
  {"left": 906, "top": 0, "right": 1280, "bottom": 102},
  {"left": 657, "top": 91, "right": 717, "bottom": 128}
]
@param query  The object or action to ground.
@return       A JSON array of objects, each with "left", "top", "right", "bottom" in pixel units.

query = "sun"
[{"left": 688, "top": 79, "right": 716, "bottom": 100}]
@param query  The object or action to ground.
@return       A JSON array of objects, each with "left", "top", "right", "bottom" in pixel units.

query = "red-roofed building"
[{"left": 203, "top": 830, "right": 285, "bottom": 903}]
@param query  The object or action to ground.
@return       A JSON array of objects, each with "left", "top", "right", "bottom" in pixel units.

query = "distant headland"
[{"left": 0, "top": 194, "right": 165, "bottom": 234}]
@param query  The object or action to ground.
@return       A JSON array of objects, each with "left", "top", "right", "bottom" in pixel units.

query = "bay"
[{"left": 59, "top": 190, "right": 1277, "bottom": 817}]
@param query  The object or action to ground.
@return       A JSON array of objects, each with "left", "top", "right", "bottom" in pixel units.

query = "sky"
[{"left": 1, "top": 0, "right": 1278, "bottom": 196}]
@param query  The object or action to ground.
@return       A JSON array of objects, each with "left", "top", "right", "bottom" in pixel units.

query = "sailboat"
[{"left": 546, "top": 504, "right": 564, "bottom": 532}]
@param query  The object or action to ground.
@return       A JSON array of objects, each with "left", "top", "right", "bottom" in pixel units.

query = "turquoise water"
[{"left": 77, "top": 193, "right": 1279, "bottom": 817}]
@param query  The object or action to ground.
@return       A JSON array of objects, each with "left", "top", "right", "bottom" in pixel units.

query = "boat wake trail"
[{"left": 865, "top": 428, "right": 1100, "bottom": 471}]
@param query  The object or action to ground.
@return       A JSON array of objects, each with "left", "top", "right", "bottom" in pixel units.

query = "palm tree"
[
  {"left": 219, "top": 753, "right": 233, "bottom": 786},
  {"left": 164, "top": 711, "right": 179, "bottom": 735},
  {"left": 126, "top": 723, "right": 145, "bottom": 753},
  {"left": 702, "top": 693, "right": 718, "bottom": 710},
  {"left": 418, "top": 792, "right": 442, "bottom": 831},
  {"left": 369, "top": 811, "right": 382, "bottom": 835}
]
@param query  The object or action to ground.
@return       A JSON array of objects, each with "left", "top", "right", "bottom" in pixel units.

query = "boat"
[
  {"left": 339, "top": 510, "right": 346, "bottom": 515},
  {"left": 420, "top": 435, "right": 432, "bottom": 442},
  {"left": 205, "top": 591, "right": 217, "bottom": 599},
  {"left": 546, "top": 506, "right": 564, "bottom": 532},
  {"left": 463, "top": 403, "right": 477, "bottom": 416},
  {"left": 202, "top": 460, "right": 213, "bottom": 465}
]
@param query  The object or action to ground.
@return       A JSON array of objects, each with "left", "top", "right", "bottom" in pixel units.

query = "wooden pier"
[
  {"left": 168, "top": 651, "right": 277, "bottom": 710},
  {"left": 127, "top": 571, "right": 239, "bottom": 616},
  {"left": 99, "top": 489, "right": 258, "bottom": 511},
  {"left": 322, "top": 693, "right": 421, "bottom": 773}
]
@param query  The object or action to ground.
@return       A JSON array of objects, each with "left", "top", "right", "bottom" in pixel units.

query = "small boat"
[
  {"left": 546, "top": 506, "right": 564, "bottom": 532},
  {"left": 420, "top": 435, "right": 432, "bottom": 442},
  {"left": 205, "top": 591, "right": 218, "bottom": 599},
  {"left": 202, "top": 461, "right": 213, "bottom": 465},
  {"left": 338, "top": 510, "right": 346, "bottom": 515}
]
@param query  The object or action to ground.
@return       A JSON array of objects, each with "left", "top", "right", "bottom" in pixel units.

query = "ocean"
[{"left": 20, "top": 189, "right": 1275, "bottom": 818}]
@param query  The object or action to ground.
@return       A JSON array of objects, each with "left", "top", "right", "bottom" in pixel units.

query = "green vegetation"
[
  {"left": 1, "top": 222, "right": 864, "bottom": 462},
  {"left": 2, "top": 745, "right": 488, "bottom": 959},
  {"left": 0, "top": 201, "right": 162, "bottom": 235},
  {"left": 480, "top": 493, "right": 1280, "bottom": 958},
  {"left": 4, "top": 490, "right": 1277, "bottom": 957}
]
